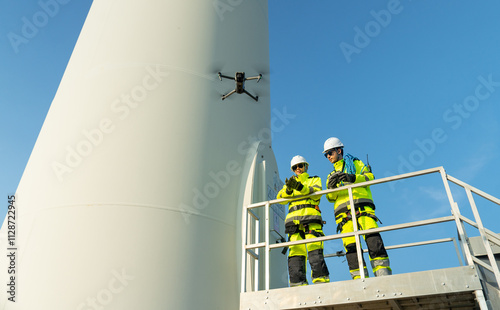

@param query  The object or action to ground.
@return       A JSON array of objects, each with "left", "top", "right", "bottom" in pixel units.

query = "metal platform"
[
  {"left": 240, "top": 167, "right": 500, "bottom": 310},
  {"left": 240, "top": 266, "right": 484, "bottom": 310}
]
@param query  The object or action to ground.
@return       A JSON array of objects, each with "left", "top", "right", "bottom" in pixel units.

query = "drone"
[{"left": 218, "top": 71, "right": 262, "bottom": 102}]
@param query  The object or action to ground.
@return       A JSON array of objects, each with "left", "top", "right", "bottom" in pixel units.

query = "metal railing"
[{"left": 240, "top": 166, "right": 500, "bottom": 292}]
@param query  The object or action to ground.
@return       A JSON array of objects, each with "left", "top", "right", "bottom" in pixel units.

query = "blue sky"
[{"left": 1, "top": 0, "right": 499, "bottom": 282}]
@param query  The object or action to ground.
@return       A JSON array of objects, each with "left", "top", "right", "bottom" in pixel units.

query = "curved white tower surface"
[{"left": 1, "top": 1, "right": 287, "bottom": 309}]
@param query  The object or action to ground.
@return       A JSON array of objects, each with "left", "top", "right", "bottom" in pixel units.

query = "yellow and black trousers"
[{"left": 335, "top": 205, "right": 392, "bottom": 279}]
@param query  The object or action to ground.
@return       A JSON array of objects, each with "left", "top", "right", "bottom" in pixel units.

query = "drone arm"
[
  {"left": 221, "top": 89, "right": 236, "bottom": 100},
  {"left": 243, "top": 90, "right": 259, "bottom": 102},
  {"left": 218, "top": 72, "right": 234, "bottom": 81},
  {"left": 245, "top": 74, "right": 262, "bottom": 83}
]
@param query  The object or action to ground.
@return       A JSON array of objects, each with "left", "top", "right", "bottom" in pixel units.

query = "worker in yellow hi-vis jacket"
[
  {"left": 277, "top": 155, "right": 330, "bottom": 286},
  {"left": 323, "top": 137, "right": 392, "bottom": 280}
]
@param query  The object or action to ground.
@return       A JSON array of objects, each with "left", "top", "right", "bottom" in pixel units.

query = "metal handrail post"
[
  {"left": 452, "top": 238, "right": 464, "bottom": 266},
  {"left": 265, "top": 201, "right": 270, "bottom": 291},
  {"left": 254, "top": 217, "right": 260, "bottom": 292},
  {"left": 474, "top": 289, "right": 490, "bottom": 310},
  {"left": 348, "top": 186, "right": 365, "bottom": 280},
  {"left": 439, "top": 168, "right": 474, "bottom": 265},
  {"left": 241, "top": 205, "right": 248, "bottom": 293},
  {"left": 465, "top": 187, "right": 500, "bottom": 288}
]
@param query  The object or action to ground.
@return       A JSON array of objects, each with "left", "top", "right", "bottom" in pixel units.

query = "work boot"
[
  {"left": 312, "top": 275, "right": 330, "bottom": 284},
  {"left": 371, "top": 257, "right": 392, "bottom": 276}
]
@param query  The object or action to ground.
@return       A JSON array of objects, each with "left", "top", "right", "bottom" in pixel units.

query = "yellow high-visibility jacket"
[
  {"left": 325, "top": 158, "right": 375, "bottom": 218},
  {"left": 277, "top": 172, "right": 323, "bottom": 227}
]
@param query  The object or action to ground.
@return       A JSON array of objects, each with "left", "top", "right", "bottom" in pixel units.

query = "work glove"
[
  {"left": 338, "top": 172, "right": 356, "bottom": 183},
  {"left": 327, "top": 172, "right": 340, "bottom": 189},
  {"left": 284, "top": 178, "right": 293, "bottom": 195},
  {"left": 286, "top": 176, "right": 304, "bottom": 191}
]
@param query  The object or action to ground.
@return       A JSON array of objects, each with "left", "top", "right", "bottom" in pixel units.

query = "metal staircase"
[{"left": 240, "top": 167, "right": 500, "bottom": 310}]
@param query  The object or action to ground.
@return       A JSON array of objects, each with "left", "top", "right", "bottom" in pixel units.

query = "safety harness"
[
  {"left": 288, "top": 204, "right": 321, "bottom": 213},
  {"left": 285, "top": 222, "right": 325, "bottom": 239},
  {"left": 283, "top": 205, "right": 325, "bottom": 255},
  {"left": 335, "top": 206, "right": 382, "bottom": 233},
  {"left": 282, "top": 223, "right": 326, "bottom": 255}
]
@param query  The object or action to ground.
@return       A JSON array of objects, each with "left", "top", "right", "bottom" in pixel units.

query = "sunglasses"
[
  {"left": 324, "top": 149, "right": 337, "bottom": 158},
  {"left": 292, "top": 163, "right": 304, "bottom": 170}
]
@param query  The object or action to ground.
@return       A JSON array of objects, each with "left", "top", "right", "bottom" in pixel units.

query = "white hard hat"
[
  {"left": 290, "top": 155, "right": 308, "bottom": 170},
  {"left": 323, "top": 137, "right": 344, "bottom": 153}
]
